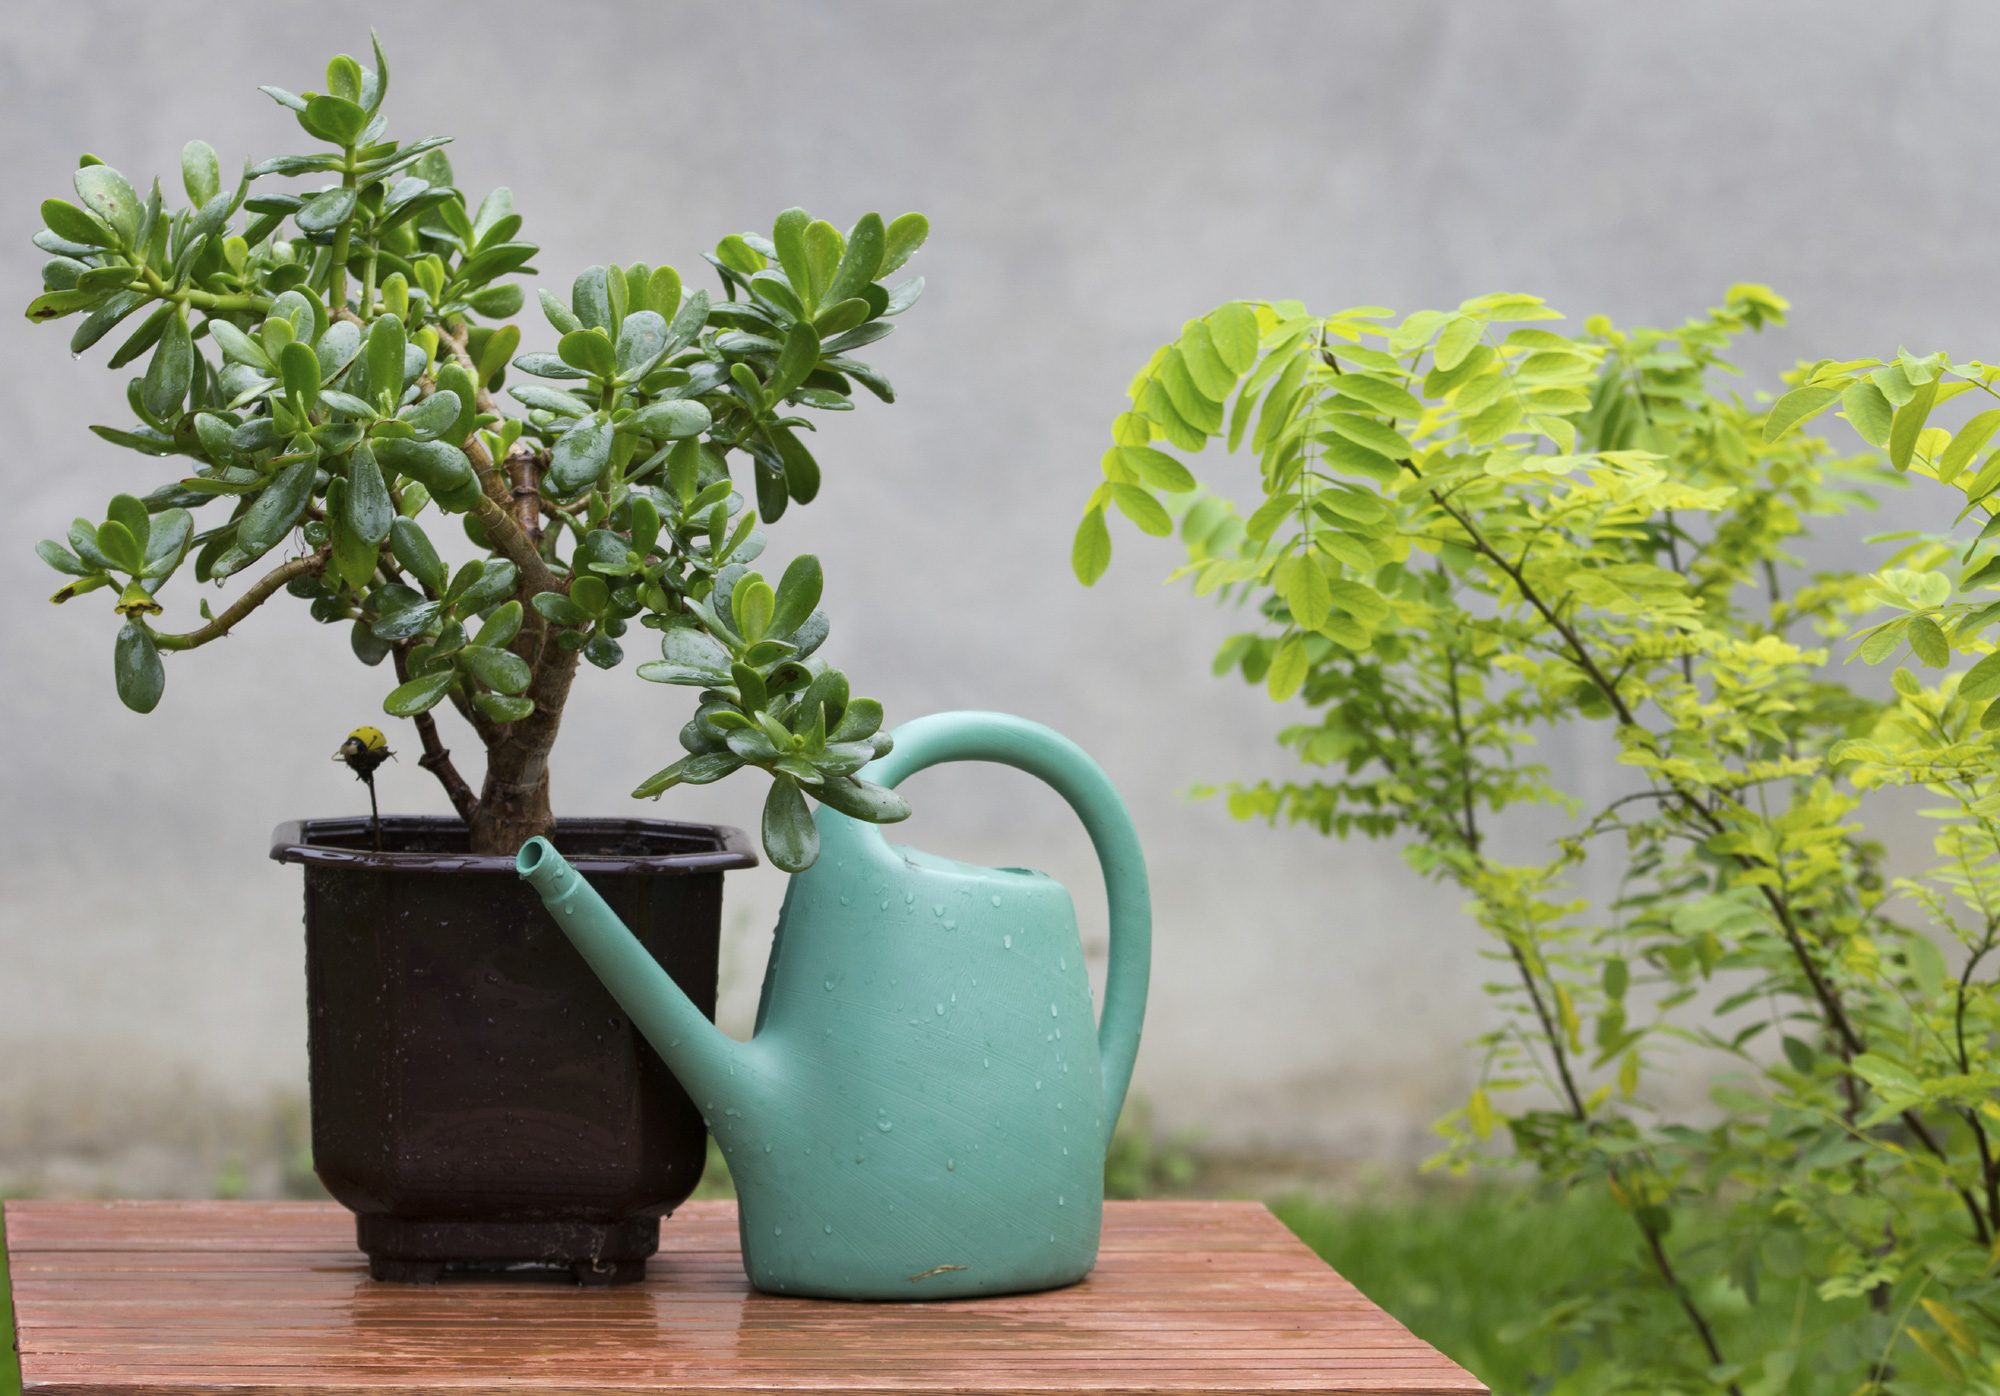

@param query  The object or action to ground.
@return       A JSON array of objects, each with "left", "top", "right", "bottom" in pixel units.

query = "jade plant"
[{"left": 26, "top": 37, "right": 926, "bottom": 867}]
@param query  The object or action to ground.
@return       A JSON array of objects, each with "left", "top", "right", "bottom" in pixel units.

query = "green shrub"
[{"left": 1079, "top": 289, "right": 2000, "bottom": 1392}]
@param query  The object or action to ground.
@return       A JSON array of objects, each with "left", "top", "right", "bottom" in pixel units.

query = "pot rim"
[{"left": 270, "top": 814, "right": 758, "bottom": 875}]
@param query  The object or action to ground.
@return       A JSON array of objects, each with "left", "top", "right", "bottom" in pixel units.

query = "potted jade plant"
[{"left": 26, "top": 36, "right": 925, "bottom": 1283}]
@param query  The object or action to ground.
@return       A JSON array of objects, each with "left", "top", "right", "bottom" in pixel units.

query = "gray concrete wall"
[{"left": 2, "top": 1, "right": 1994, "bottom": 1193}]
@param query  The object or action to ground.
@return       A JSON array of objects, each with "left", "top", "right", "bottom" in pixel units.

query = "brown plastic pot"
[{"left": 270, "top": 815, "right": 756, "bottom": 1285}]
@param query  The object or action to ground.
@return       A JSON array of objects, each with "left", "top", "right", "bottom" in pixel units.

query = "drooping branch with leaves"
[
  {"left": 1077, "top": 287, "right": 2000, "bottom": 1390},
  {"left": 28, "top": 38, "right": 932, "bottom": 868}
]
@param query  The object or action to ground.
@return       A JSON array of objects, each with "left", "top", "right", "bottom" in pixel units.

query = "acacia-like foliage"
[
  {"left": 28, "top": 38, "right": 928, "bottom": 866},
  {"left": 1079, "top": 287, "right": 2000, "bottom": 1391}
]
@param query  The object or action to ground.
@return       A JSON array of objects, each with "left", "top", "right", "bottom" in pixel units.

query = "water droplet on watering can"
[
  {"left": 944, "top": 920, "right": 956, "bottom": 930},
  {"left": 840, "top": 895, "right": 849, "bottom": 906},
  {"left": 935, "top": 1004, "right": 945, "bottom": 1015},
  {"left": 878, "top": 1119, "right": 893, "bottom": 1132},
  {"left": 1051, "top": 1003, "right": 1058, "bottom": 1016},
  {"left": 825, "top": 1224, "right": 834, "bottom": 1234},
  {"left": 766, "top": 1143, "right": 773, "bottom": 1152},
  {"left": 775, "top": 1226, "right": 783, "bottom": 1236},
  {"left": 992, "top": 895, "right": 1002, "bottom": 907},
  {"left": 1060, "top": 956, "right": 1066, "bottom": 970},
  {"left": 824, "top": 978, "right": 836, "bottom": 991},
  {"left": 1059, "top": 1195, "right": 1065, "bottom": 1206},
  {"left": 906, "top": 891, "right": 915, "bottom": 904},
  {"left": 933, "top": 904, "right": 945, "bottom": 916},
  {"left": 880, "top": 900, "right": 890, "bottom": 911},
  {"left": 947, "top": 1158, "right": 956, "bottom": 1170},
  {"left": 1003, "top": 935, "right": 1012, "bottom": 949},
  {"left": 1035, "top": 1080, "right": 1043, "bottom": 1090}
]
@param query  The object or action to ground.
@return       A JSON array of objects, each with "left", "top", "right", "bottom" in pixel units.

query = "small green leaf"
[
  {"left": 141, "top": 307, "right": 193, "bottom": 420},
  {"left": 1941, "top": 410, "right": 2000, "bottom": 486},
  {"left": 803, "top": 220, "right": 842, "bottom": 308},
  {"left": 1266, "top": 633, "right": 1307, "bottom": 701},
  {"left": 375, "top": 438, "right": 476, "bottom": 507},
  {"left": 646, "top": 265, "right": 682, "bottom": 319},
  {"left": 106, "top": 494, "right": 151, "bottom": 557},
  {"left": 1840, "top": 379, "right": 1894, "bottom": 449},
  {"left": 1206, "top": 301, "right": 1260, "bottom": 374},
  {"left": 278, "top": 339, "right": 320, "bottom": 412},
  {"left": 769, "top": 321, "right": 822, "bottom": 399},
  {"left": 181, "top": 140, "right": 222, "bottom": 209},
  {"left": 625, "top": 399, "right": 712, "bottom": 440},
  {"left": 734, "top": 575, "right": 776, "bottom": 642},
  {"left": 1960, "top": 649, "right": 2000, "bottom": 701},
  {"left": 878, "top": 212, "right": 928, "bottom": 279},
  {"left": 762, "top": 774, "right": 821, "bottom": 873},
  {"left": 74, "top": 165, "right": 141, "bottom": 245},
  {"left": 300, "top": 93, "right": 370, "bottom": 146},
  {"left": 549, "top": 413, "right": 614, "bottom": 495},
  {"left": 1889, "top": 378, "right": 1941, "bottom": 470},
  {"left": 1762, "top": 383, "right": 1843, "bottom": 444},
  {"left": 557, "top": 328, "right": 617, "bottom": 379},
  {"left": 366, "top": 314, "right": 406, "bottom": 407},
  {"left": 397, "top": 388, "right": 462, "bottom": 442},
  {"left": 461, "top": 644, "right": 531, "bottom": 694},
  {"left": 1110, "top": 483, "right": 1172, "bottom": 536},
  {"left": 391, "top": 517, "right": 447, "bottom": 594},
  {"left": 570, "top": 574, "right": 610, "bottom": 618},
  {"left": 24, "top": 289, "right": 102, "bottom": 322},
  {"left": 41, "top": 198, "right": 116, "bottom": 248},
  {"left": 821, "top": 212, "right": 885, "bottom": 310},
  {"left": 769, "top": 554, "right": 823, "bottom": 639},
  {"left": 237, "top": 461, "right": 317, "bottom": 556},
  {"left": 814, "top": 776, "right": 911, "bottom": 824},
  {"left": 384, "top": 669, "right": 456, "bottom": 717},
  {"left": 1072, "top": 508, "right": 1112, "bottom": 585},
  {"left": 94, "top": 519, "right": 144, "bottom": 574},
  {"left": 1432, "top": 315, "right": 1484, "bottom": 372},
  {"left": 1909, "top": 614, "right": 1950, "bottom": 668},
  {"left": 113, "top": 621, "right": 164, "bottom": 712},
  {"left": 1120, "top": 446, "right": 1197, "bottom": 492},
  {"left": 473, "top": 692, "right": 535, "bottom": 723},
  {"left": 540, "top": 288, "right": 582, "bottom": 336},
  {"left": 531, "top": 591, "right": 591, "bottom": 627},
  {"left": 472, "top": 600, "right": 523, "bottom": 649},
  {"left": 771, "top": 208, "right": 813, "bottom": 306},
  {"left": 295, "top": 186, "right": 359, "bottom": 235}
]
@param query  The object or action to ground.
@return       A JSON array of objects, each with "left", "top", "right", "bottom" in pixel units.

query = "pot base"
[{"left": 357, "top": 1215, "right": 660, "bottom": 1286}]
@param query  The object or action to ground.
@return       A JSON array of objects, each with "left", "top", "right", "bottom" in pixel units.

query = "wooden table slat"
[{"left": 6, "top": 1199, "right": 1484, "bottom": 1396}]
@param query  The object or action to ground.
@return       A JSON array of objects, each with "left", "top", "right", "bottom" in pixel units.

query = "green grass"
[
  {"left": 1275, "top": 1184, "right": 1635, "bottom": 1393},
  {"left": 1271, "top": 1184, "right": 1885, "bottom": 1396}
]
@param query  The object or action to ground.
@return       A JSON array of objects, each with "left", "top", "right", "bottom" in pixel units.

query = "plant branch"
[
  {"left": 393, "top": 645, "right": 478, "bottom": 824},
  {"left": 1635, "top": 1201, "right": 1736, "bottom": 1386},
  {"left": 152, "top": 548, "right": 328, "bottom": 650}
]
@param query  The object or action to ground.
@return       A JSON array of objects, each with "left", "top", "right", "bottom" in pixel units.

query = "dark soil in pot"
[{"left": 271, "top": 815, "right": 756, "bottom": 1285}]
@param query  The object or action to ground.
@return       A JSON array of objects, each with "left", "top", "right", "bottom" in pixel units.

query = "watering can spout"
[{"left": 515, "top": 837, "right": 749, "bottom": 1114}]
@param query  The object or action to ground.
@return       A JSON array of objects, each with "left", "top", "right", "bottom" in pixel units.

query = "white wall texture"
[{"left": 1, "top": 1, "right": 1993, "bottom": 1193}]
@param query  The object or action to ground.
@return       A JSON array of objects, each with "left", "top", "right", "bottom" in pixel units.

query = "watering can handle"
[{"left": 865, "top": 711, "right": 1151, "bottom": 1152}]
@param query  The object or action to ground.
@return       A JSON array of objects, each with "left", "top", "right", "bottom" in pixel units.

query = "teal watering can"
[{"left": 516, "top": 711, "right": 1150, "bottom": 1300}]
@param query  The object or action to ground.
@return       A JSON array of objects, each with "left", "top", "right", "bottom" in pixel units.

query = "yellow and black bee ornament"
[{"left": 334, "top": 727, "right": 395, "bottom": 848}]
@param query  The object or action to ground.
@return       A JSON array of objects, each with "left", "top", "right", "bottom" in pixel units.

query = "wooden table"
[{"left": 5, "top": 1199, "right": 1485, "bottom": 1395}]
